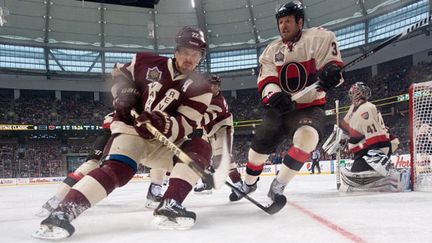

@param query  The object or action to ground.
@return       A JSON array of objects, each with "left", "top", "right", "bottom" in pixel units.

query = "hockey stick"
[
  {"left": 131, "top": 110, "right": 223, "bottom": 189},
  {"left": 132, "top": 111, "right": 285, "bottom": 214},
  {"left": 291, "top": 15, "right": 432, "bottom": 101},
  {"left": 335, "top": 100, "right": 341, "bottom": 190},
  {"left": 224, "top": 181, "right": 286, "bottom": 215}
]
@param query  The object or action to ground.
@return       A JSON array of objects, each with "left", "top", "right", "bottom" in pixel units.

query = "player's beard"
[{"left": 281, "top": 27, "right": 300, "bottom": 42}]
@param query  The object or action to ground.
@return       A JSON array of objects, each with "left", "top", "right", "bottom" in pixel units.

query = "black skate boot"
[
  {"left": 229, "top": 178, "right": 259, "bottom": 202},
  {"left": 152, "top": 198, "right": 196, "bottom": 230},
  {"left": 145, "top": 183, "right": 163, "bottom": 209},
  {"left": 194, "top": 181, "right": 213, "bottom": 194},
  {"left": 32, "top": 212, "right": 75, "bottom": 240}
]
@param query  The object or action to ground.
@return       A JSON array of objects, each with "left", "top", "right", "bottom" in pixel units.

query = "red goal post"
[{"left": 409, "top": 81, "right": 432, "bottom": 191}]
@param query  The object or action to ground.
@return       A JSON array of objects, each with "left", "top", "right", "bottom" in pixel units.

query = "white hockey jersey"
[
  {"left": 341, "top": 101, "right": 391, "bottom": 154},
  {"left": 258, "top": 27, "right": 344, "bottom": 109}
]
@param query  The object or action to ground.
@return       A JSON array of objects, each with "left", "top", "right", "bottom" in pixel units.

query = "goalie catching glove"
[
  {"left": 322, "top": 125, "right": 349, "bottom": 155},
  {"left": 134, "top": 111, "right": 173, "bottom": 140}
]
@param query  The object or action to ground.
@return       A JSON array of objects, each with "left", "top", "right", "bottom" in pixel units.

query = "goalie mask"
[{"left": 349, "top": 82, "right": 371, "bottom": 105}]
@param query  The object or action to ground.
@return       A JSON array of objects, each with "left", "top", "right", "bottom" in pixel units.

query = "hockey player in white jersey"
[
  {"left": 324, "top": 82, "right": 405, "bottom": 192},
  {"left": 230, "top": 0, "right": 344, "bottom": 206}
]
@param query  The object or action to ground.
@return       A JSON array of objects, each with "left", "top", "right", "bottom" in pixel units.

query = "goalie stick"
[
  {"left": 291, "top": 15, "right": 432, "bottom": 101},
  {"left": 132, "top": 110, "right": 286, "bottom": 214},
  {"left": 335, "top": 100, "right": 341, "bottom": 190}
]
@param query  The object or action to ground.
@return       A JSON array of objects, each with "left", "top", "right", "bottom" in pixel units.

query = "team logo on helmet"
[
  {"left": 279, "top": 62, "right": 308, "bottom": 93},
  {"left": 146, "top": 66, "right": 162, "bottom": 82}
]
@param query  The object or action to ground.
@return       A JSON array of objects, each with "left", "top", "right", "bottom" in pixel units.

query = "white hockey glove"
[{"left": 322, "top": 125, "right": 348, "bottom": 155}]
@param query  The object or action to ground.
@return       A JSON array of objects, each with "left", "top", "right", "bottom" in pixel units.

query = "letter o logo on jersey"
[{"left": 279, "top": 62, "right": 308, "bottom": 94}]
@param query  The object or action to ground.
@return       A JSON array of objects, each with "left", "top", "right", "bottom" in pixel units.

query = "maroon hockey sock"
[
  {"left": 162, "top": 178, "right": 192, "bottom": 204},
  {"left": 228, "top": 168, "right": 242, "bottom": 183}
]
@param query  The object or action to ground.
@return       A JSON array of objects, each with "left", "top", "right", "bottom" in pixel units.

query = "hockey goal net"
[{"left": 410, "top": 81, "right": 432, "bottom": 191}]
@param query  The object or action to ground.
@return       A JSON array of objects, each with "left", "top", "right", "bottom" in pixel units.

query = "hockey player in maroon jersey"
[
  {"left": 33, "top": 26, "right": 213, "bottom": 240},
  {"left": 230, "top": 1, "right": 344, "bottom": 205},
  {"left": 323, "top": 82, "right": 405, "bottom": 192},
  {"left": 193, "top": 74, "right": 242, "bottom": 194}
]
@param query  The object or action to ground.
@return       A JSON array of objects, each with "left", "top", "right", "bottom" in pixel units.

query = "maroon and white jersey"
[
  {"left": 341, "top": 102, "right": 390, "bottom": 154},
  {"left": 202, "top": 93, "right": 233, "bottom": 137},
  {"left": 111, "top": 52, "right": 212, "bottom": 142},
  {"left": 258, "top": 27, "right": 344, "bottom": 109}
]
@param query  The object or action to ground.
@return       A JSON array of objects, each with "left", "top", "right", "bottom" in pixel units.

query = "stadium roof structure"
[{"left": 0, "top": 0, "right": 427, "bottom": 52}]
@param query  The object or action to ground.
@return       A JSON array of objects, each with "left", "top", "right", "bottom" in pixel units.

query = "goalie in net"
[{"left": 323, "top": 82, "right": 409, "bottom": 192}]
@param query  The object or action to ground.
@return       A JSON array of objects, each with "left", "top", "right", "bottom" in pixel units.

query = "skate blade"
[
  {"left": 152, "top": 215, "right": 195, "bottom": 230},
  {"left": 32, "top": 224, "right": 70, "bottom": 240},
  {"left": 193, "top": 190, "right": 213, "bottom": 195},
  {"left": 145, "top": 200, "right": 160, "bottom": 210}
]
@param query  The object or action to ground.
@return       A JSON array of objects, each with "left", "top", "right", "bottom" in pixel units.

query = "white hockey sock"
[
  {"left": 54, "top": 183, "right": 72, "bottom": 201},
  {"left": 276, "top": 165, "right": 298, "bottom": 185}
]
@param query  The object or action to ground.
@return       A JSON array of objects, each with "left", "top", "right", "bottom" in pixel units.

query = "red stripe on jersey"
[
  {"left": 348, "top": 126, "right": 363, "bottom": 138},
  {"left": 257, "top": 76, "right": 279, "bottom": 93},
  {"left": 69, "top": 172, "right": 83, "bottom": 181},
  {"left": 246, "top": 162, "right": 264, "bottom": 171},
  {"left": 340, "top": 120, "right": 350, "bottom": 134},
  {"left": 102, "top": 122, "right": 111, "bottom": 129},
  {"left": 365, "top": 135, "right": 390, "bottom": 147},
  {"left": 350, "top": 135, "right": 390, "bottom": 153},
  {"left": 276, "top": 59, "right": 317, "bottom": 74},
  {"left": 287, "top": 146, "right": 310, "bottom": 162},
  {"left": 295, "top": 97, "right": 326, "bottom": 109}
]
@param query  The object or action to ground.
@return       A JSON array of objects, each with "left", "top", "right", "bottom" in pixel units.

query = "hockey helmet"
[
  {"left": 276, "top": 1, "right": 305, "bottom": 22},
  {"left": 349, "top": 82, "right": 371, "bottom": 103},
  {"left": 175, "top": 26, "right": 207, "bottom": 54}
]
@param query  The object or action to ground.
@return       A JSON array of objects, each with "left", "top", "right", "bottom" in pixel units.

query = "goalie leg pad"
[
  {"left": 362, "top": 149, "right": 391, "bottom": 176},
  {"left": 340, "top": 168, "right": 403, "bottom": 192}
]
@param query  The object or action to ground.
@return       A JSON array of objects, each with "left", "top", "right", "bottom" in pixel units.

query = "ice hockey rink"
[{"left": 1, "top": 175, "right": 432, "bottom": 243}]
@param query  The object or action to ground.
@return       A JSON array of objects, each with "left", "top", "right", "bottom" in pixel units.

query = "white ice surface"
[{"left": 1, "top": 175, "right": 432, "bottom": 243}]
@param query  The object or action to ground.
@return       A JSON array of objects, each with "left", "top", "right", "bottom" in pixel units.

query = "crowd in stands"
[{"left": 0, "top": 60, "right": 431, "bottom": 178}]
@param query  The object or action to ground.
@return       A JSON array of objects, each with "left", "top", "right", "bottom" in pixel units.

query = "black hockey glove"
[
  {"left": 318, "top": 63, "right": 342, "bottom": 92},
  {"left": 266, "top": 92, "right": 296, "bottom": 114},
  {"left": 114, "top": 84, "right": 140, "bottom": 125}
]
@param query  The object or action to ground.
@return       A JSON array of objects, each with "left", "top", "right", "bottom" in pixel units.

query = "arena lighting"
[
  {"left": 76, "top": 0, "right": 160, "bottom": 9},
  {"left": 191, "top": 0, "right": 195, "bottom": 8}
]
